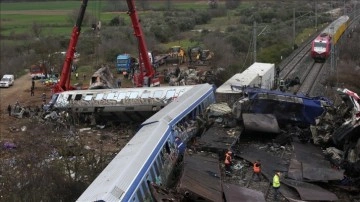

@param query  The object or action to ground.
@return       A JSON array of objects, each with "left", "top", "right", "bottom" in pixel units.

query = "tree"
[
  {"left": 31, "top": 22, "right": 43, "bottom": 39},
  {"left": 225, "top": 0, "right": 240, "bottom": 10},
  {"left": 209, "top": 0, "right": 218, "bottom": 9}
]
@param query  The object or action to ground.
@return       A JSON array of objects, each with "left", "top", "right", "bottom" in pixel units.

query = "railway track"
[
  {"left": 295, "top": 62, "right": 325, "bottom": 95},
  {"left": 278, "top": 13, "right": 360, "bottom": 96}
]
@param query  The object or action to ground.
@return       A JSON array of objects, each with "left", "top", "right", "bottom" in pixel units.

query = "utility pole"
[
  {"left": 293, "top": 8, "right": 296, "bottom": 50},
  {"left": 330, "top": 26, "right": 335, "bottom": 75},
  {"left": 315, "top": 0, "right": 318, "bottom": 29},
  {"left": 253, "top": 21, "right": 257, "bottom": 63}
]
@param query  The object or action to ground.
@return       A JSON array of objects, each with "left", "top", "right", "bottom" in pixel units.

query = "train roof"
[
  {"left": 143, "top": 83, "right": 215, "bottom": 125},
  {"left": 216, "top": 62, "right": 274, "bottom": 94},
  {"left": 322, "top": 15, "right": 349, "bottom": 35},
  {"left": 314, "top": 33, "right": 331, "bottom": 42}
]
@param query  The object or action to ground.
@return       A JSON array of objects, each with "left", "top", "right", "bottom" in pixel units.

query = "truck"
[
  {"left": 116, "top": 54, "right": 137, "bottom": 74},
  {"left": 0, "top": 74, "right": 15, "bottom": 88},
  {"left": 30, "top": 63, "right": 47, "bottom": 79}
]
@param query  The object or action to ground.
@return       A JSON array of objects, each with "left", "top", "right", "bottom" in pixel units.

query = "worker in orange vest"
[
  {"left": 224, "top": 150, "right": 233, "bottom": 175},
  {"left": 253, "top": 160, "right": 262, "bottom": 181}
]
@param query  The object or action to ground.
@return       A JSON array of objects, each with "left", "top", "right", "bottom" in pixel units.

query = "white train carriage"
[
  {"left": 45, "top": 86, "right": 195, "bottom": 121},
  {"left": 77, "top": 83, "right": 216, "bottom": 202}
]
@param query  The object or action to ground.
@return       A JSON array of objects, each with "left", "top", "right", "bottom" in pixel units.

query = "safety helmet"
[{"left": 227, "top": 151, "right": 232, "bottom": 154}]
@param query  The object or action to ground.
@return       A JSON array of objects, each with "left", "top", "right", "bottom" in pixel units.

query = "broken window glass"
[
  {"left": 95, "top": 94, "right": 104, "bottom": 100},
  {"left": 165, "top": 90, "right": 176, "bottom": 99},
  {"left": 84, "top": 94, "right": 93, "bottom": 101},
  {"left": 153, "top": 90, "right": 163, "bottom": 98}
]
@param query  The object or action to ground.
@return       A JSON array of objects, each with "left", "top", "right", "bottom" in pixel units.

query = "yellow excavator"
[{"left": 166, "top": 46, "right": 186, "bottom": 65}]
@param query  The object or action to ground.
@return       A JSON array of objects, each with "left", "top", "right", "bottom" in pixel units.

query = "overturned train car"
[
  {"left": 45, "top": 85, "right": 196, "bottom": 122},
  {"left": 77, "top": 84, "right": 216, "bottom": 202}
]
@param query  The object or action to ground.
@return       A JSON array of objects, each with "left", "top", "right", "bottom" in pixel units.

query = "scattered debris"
[{"left": 89, "top": 65, "right": 118, "bottom": 89}]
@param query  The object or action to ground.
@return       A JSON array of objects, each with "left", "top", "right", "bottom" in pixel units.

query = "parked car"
[{"left": 0, "top": 74, "right": 14, "bottom": 88}]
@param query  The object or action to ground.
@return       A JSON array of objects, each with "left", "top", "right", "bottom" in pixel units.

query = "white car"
[{"left": 0, "top": 74, "right": 14, "bottom": 88}]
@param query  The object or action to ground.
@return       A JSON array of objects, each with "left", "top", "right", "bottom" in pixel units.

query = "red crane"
[
  {"left": 126, "top": 0, "right": 159, "bottom": 87},
  {"left": 53, "top": 0, "right": 88, "bottom": 93}
]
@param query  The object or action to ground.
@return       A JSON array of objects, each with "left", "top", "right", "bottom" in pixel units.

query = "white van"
[{"left": 0, "top": 74, "right": 15, "bottom": 88}]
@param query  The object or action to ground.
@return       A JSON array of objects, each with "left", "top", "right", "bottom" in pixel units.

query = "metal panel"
[
  {"left": 178, "top": 152, "right": 223, "bottom": 202},
  {"left": 198, "top": 126, "right": 241, "bottom": 153},
  {"left": 238, "top": 145, "right": 288, "bottom": 180},
  {"left": 288, "top": 142, "right": 344, "bottom": 181},
  {"left": 282, "top": 179, "right": 338, "bottom": 201},
  {"left": 223, "top": 183, "right": 266, "bottom": 202}
]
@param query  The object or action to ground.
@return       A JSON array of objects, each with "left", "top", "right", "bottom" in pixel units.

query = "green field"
[{"left": 0, "top": 1, "right": 211, "bottom": 38}]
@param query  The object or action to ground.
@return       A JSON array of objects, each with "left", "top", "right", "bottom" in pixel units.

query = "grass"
[{"left": 0, "top": 1, "right": 105, "bottom": 11}]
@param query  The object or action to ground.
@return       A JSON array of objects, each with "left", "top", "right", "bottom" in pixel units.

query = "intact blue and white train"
[{"left": 77, "top": 83, "right": 216, "bottom": 202}]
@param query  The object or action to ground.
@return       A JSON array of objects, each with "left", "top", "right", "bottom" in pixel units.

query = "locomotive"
[
  {"left": 310, "top": 15, "right": 349, "bottom": 62},
  {"left": 311, "top": 33, "right": 332, "bottom": 62}
]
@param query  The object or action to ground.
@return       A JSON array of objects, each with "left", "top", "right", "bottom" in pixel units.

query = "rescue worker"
[
  {"left": 7, "top": 104, "right": 12, "bottom": 116},
  {"left": 30, "top": 86, "right": 34, "bottom": 96},
  {"left": 224, "top": 150, "right": 232, "bottom": 175},
  {"left": 75, "top": 72, "right": 79, "bottom": 80},
  {"left": 253, "top": 160, "right": 262, "bottom": 181},
  {"left": 117, "top": 78, "right": 122, "bottom": 88},
  {"left": 42, "top": 93, "right": 46, "bottom": 103},
  {"left": 273, "top": 171, "right": 281, "bottom": 200}
]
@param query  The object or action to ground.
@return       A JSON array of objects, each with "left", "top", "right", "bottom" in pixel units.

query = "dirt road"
[{"left": 0, "top": 74, "right": 52, "bottom": 141}]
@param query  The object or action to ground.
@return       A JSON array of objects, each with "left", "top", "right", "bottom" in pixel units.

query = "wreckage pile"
[{"left": 150, "top": 87, "right": 360, "bottom": 201}]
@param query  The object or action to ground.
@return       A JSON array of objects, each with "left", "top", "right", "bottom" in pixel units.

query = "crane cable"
[{"left": 92, "top": 0, "right": 101, "bottom": 67}]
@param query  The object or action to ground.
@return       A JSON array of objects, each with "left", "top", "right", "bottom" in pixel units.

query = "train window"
[
  {"left": 74, "top": 94, "right": 82, "bottom": 100},
  {"left": 95, "top": 93, "right": 104, "bottom": 100},
  {"left": 117, "top": 92, "right": 126, "bottom": 101},
  {"left": 84, "top": 94, "right": 93, "bottom": 101},
  {"left": 165, "top": 90, "right": 176, "bottom": 99},
  {"left": 136, "top": 191, "right": 143, "bottom": 201},
  {"left": 67, "top": 94, "right": 72, "bottom": 101},
  {"left": 141, "top": 91, "right": 150, "bottom": 99},
  {"left": 164, "top": 142, "right": 170, "bottom": 154},
  {"left": 154, "top": 157, "right": 160, "bottom": 174},
  {"left": 129, "top": 92, "right": 139, "bottom": 99},
  {"left": 141, "top": 181, "right": 148, "bottom": 197},
  {"left": 150, "top": 168, "right": 156, "bottom": 181},
  {"left": 153, "top": 90, "right": 163, "bottom": 98},
  {"left": 107, "top": 92, "right": 115, "bottom": 100}
]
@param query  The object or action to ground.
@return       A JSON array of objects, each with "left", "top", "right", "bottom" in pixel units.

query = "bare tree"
[{"left": 31, "top": 22, "right": 42, "bottom": 39}]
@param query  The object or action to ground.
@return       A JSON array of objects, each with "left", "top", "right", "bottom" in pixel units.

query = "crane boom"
[
  {"left": 126, "top": 0, "right": 156, "bottom": 87},
  {"left": 53, "top": 0, "right": 88, "bottom": 93}
]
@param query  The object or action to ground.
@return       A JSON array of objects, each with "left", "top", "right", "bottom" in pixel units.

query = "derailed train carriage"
[
  {"left": 45, "top": 85, "right": 196, "bottom": 122},
  {"left": 77, "top": 83, "right": 216, "bottom": 202}
]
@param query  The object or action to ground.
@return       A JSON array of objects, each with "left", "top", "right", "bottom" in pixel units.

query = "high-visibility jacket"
[
  {"left": 224, "top": 153, "right": 232, "bottom": 165},
  {"left": 273, "top": 174, "right": 280, "bottom": 188},
  {"left": 253, "top": 162, "right": 261, "bottom": 173}
]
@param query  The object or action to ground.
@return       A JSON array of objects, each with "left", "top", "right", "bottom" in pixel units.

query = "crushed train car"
[{"left": 232, "top": 87, "right": 333, "bottom": 126}]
